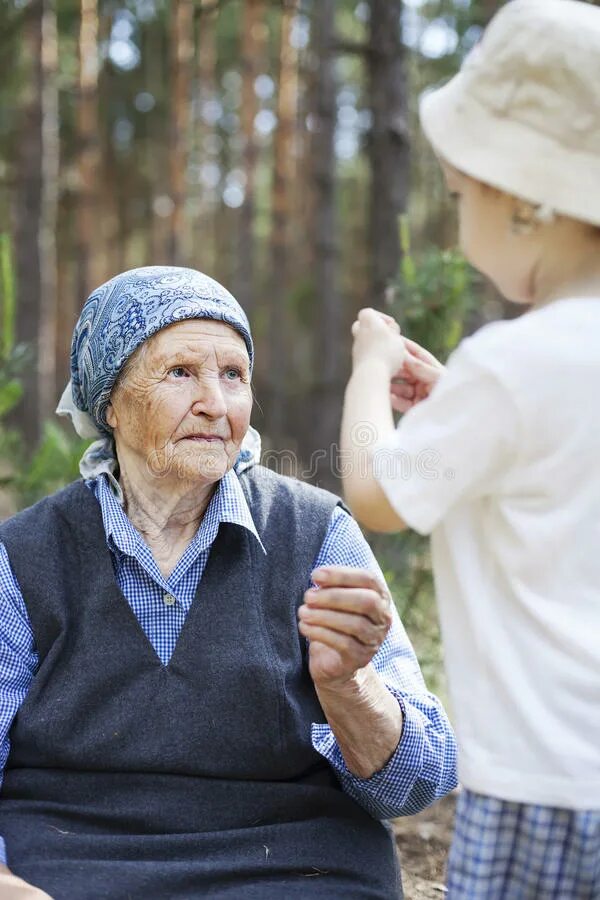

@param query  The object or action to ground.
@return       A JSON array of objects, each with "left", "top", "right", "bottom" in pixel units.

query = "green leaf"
[{"left": 0, "top": 378, "right": 22, "bottom": 417}]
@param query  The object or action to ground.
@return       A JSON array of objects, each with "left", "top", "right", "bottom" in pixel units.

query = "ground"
[{"left": 393, "top": 792, "right": 456, "bottom": 899}]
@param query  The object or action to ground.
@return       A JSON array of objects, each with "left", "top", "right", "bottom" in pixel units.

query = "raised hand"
[
  {"left": 297, "top": 566, "right": 393, "bottom": 689},
  {"left": 350, "top": 309, "right": 407, "bottom": 376},
  {"left": 351, "top": 309, "right": 445, "bottom": 412},
  {"left": 391, "top": 338, "right": 446, "bottom": 413}
]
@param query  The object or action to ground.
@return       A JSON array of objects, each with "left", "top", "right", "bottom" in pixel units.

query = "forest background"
[{"left": 3, "top": 0, "right": 597, "bottom": 699}]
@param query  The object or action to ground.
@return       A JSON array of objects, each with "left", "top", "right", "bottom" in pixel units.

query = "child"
[{"left": 340, "top": 0, "right": 600, "bottom": 896}]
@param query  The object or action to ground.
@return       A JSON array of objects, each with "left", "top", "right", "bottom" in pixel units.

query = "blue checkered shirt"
[{"left": 0, "top": 471, "right": 457, "bottom": 864}]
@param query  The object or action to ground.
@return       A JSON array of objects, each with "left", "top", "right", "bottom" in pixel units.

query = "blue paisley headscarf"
[
  {"left": 57, "top": 266, "right": 259, "bottom": 494},
  {"left": 70, "top": 265, "right": 253, "bottom": 435}
]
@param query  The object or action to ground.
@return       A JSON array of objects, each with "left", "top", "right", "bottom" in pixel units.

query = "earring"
[
  {"left": 510, "top": 200, "right": 538, "bottom": 235},
  {"left": 511, "top": 200, "right": 556, "bottom": 235}
]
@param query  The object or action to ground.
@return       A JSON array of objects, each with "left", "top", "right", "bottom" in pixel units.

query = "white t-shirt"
[{"left": 374, "top": 298, "right": 600, "bottom": 809}]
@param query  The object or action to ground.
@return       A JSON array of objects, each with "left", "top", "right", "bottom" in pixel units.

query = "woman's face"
[{"left": 106, "top": 319, "right": 252, "bottom": 485}]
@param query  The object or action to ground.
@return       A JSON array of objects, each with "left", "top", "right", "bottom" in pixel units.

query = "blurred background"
[{"left": 5, "top": 0, "right": 595, "bottom": 699}]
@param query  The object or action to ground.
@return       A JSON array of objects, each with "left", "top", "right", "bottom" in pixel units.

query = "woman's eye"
[
  {"left": 224, "top": 368, "right": 241, "bottom": 381},
  {"left": 169, "top": 367, "right": 189, "bottom": 378}
]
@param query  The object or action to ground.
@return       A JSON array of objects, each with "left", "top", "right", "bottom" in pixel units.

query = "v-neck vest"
[{"left": 0, "top": 467, "right": 401, "bottom": 899}]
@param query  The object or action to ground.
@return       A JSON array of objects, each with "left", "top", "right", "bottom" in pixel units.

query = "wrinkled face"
[
  {"left": 442, "top": 161, "right": 539, "bottom": 304},
  {"left": 106, "top": 319, "right": 252, "bottom": 485}
]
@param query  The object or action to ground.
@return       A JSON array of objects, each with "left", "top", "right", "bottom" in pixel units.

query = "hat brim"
[{"left": 419, "top": 75, "right": 600, "bottom": 228}]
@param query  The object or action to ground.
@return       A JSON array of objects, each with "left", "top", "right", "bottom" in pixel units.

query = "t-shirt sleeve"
[{"left": 373, "top": 342, "right": 520, "bottom": 535}]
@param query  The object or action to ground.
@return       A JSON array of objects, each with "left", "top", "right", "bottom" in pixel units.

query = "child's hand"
[
  {"left": 390, "top": 338, "right": 446, "bottom": 412},
  {"left": 351, "top": 308, "right": 406, "bottom": 375}
]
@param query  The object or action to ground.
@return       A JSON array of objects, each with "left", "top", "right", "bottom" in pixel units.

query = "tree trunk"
[
  {"left": 38, "top": 0, "right": 59, "bottom": 424},
  {"left": 143, "top": 14, "right": 169, "bottom": 266},
  {"left": 192, "top": 0, "right": 219, "bottom": 273},
  {"left": 267, "top": 0, "right": 299, "bottom": 446},
  {"left": 367, "top": 0, "right": 408, "bottom": 306},
  {"left": 14, "top": 0, "right": 59, "bottom": 446},
  {"left": 14, "top": 8, "right": 42, "bottom": 446},
  {"left": 169, "top": 0, "right": 194, "bottom": 265},
  {"left": 236, "top": 0, "right": 267, "bottom": 314},
  {"left": 308, "top": 0, "right": 341, "bottom": 489},
  {"left": 76, "top": 0, "right": 100, "bottom": 303}
]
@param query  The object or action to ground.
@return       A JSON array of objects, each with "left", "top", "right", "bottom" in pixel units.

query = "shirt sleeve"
[
  {"left": 310, "top": 507, "right": 457, "bottom": 819},
  {"left": 0, "top": 542, "right": 38, "bottom": 866},
  {"left": 373, "top": 343, "right": 520, "bottom": 535}
]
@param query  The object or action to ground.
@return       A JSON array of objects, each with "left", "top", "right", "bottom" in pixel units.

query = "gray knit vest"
[{"left": 0, "top": 467, "right": 401, "bottom": 899}]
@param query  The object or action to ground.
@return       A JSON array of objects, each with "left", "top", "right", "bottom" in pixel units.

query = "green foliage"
[
  {"left": 0, "top": 369, "right": 22, "bottom": 490},
  {"left": 392, "top": 218, "right": 477, "bottom": 362},
  {"left": 11, "top": 422, "right": 89, "bottom": 508},
  {"left": 0, "top": 232, "right": 16, "bottom": 358},
  {"left": 0, "top": 350, "right": 88, "bottom": 509},
  {"left": 0, "top": 349, "right": 25, "bottom": 498},
  {"left": 0, "top": 378, "right": 21, "bottom": 419},
  {"left": 0, "top": 344, "right": 27, "bottom": 416}
]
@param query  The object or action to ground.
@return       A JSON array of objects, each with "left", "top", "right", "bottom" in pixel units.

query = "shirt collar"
[
  {"left": 197, "top": 468, "right": 266, "bottom": 554},
  {"left": 92, "top": 468, "right": 266, "bottom": 558}
]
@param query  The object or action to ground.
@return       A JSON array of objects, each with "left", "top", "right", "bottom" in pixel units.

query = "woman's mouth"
[{"left": 181, "top": 435, "right": 224, "bottom": 442}]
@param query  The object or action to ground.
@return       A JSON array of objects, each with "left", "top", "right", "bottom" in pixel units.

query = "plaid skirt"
[{"left": 446, "top": 789, "right": 600, "bottom": 899}]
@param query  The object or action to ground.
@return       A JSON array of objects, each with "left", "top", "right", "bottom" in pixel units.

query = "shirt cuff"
[
  {"left": 311, "top": 687, "right": 426, "bottom": 819},
  {"left": 0, "top": 836, "right": 7, "bottom": 866}
]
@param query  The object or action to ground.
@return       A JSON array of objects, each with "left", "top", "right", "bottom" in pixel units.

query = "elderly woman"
[{"left": 0, "top": 267, "right": 456, "bottom": 899}]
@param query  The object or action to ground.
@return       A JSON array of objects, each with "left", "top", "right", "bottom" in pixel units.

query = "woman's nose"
[{"left": 191, "top": 376, "right": 228, "bottom": 419}]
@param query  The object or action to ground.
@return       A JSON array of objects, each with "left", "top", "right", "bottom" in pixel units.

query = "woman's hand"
[
  {"left": 298, "top": 566, "right": 393, "bottom": 689},
  {"left": 391, "top": 338, "right": 446, "bottom": 412},
  {"left": 298, "top": 566, "right": 402, "bottom": 778},
  {"left": 0, "top": 865, "right": 54, "bottom": 899}
]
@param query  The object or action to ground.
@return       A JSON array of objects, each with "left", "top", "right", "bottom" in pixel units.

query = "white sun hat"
[{"left": 419, "top": 0, "right": 600, "bottom": 227}]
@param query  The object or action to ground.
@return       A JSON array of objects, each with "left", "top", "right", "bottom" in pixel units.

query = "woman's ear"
[{"left": 106, "top": 401, "right": 118, "bottom": 429}]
